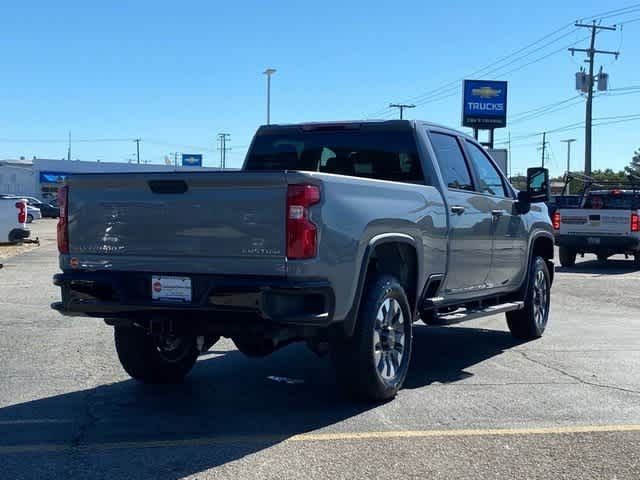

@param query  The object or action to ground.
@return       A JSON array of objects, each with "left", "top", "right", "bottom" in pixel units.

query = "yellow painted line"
[
  {"left": 0, "top": 419, "right": 73, "bottom": 425},
  {"left": 1, "top": 424, "right": 640, "bottom": 454},
  {"left": 289, "top": 424, "right": 640, "bottom": 442}
]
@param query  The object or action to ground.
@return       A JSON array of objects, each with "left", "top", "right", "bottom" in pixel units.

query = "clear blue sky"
[{"left": 1, "top": 0, "right": 639, "bottom": 177}]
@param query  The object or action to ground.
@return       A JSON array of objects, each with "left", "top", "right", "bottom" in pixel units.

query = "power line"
[
  {"left": 496, "top": 114, "right": 640, "bottom": 147},
  {"left": 406, "top": 34, "right": 594, "bottom": 112}
]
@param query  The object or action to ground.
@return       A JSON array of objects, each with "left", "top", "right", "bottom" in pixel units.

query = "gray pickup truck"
[{"left": 53, "top": 120, "right": 554, "bottom": 401}]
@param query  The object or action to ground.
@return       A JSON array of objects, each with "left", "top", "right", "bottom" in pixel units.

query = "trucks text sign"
[{"left": 462, "top": 80, "right": 507, "bottom": 129}]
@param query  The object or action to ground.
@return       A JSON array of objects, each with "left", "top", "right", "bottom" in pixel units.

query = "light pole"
[
  {"left": 561, "top": 139, "right": 577, "bottom": 195},
  {"left": 263, "top": 68, "right": 276, "bottom": 125}
]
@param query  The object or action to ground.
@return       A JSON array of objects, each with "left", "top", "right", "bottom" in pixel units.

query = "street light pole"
[
  {"left": 561, "top": 139, "right": 576, "bottom": 174},
  {"left": 263, "top": 68, "right": 276, "bottom": 125},
  {"left": 561, "top": 139, "right": 577, "bottom": 195}
]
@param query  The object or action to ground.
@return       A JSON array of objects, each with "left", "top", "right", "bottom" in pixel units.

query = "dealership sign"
[
  {"left": 462, "top": 80, "right": 507, "bottom": 129},
  {"left": 181, "top": 154, "right": 203, "bottom": 167}
]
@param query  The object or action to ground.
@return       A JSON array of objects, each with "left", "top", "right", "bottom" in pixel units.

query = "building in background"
[{"left": 0, "top": 158, "right": 216, "bottom": 201}]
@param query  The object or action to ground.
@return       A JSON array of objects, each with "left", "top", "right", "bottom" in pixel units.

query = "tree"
[{"left": 625, "top": 149, "right": 640, "bottom": 177}]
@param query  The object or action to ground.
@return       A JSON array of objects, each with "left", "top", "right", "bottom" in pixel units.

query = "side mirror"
[{"left": 526, "top": 167, "right": 550, "bottom": 203}]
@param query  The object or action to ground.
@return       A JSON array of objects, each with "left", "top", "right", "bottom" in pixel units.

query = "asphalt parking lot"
[{"left": 1, "top": 219, "right": 639, "bottom": 479}]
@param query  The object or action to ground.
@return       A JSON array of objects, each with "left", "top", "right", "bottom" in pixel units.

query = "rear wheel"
[
  {"left": 559, "top": 246, "right": 576, "bottom": 267},
  {"left": 331, "top": 274, "right": 413, "bottom": 402},
  {"left": 507, "top": 256, "right": 551, "bottom": 340},
  {"left": 26, "top": 214, "right": 33, "bottom": 223},
  {"left": 114, "top": 326, "right": 199, "bottom": 383}
]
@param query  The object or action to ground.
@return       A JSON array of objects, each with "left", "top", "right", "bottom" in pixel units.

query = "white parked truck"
[{"left": 553, "top": 174, "right": 640, "bottom": 266}]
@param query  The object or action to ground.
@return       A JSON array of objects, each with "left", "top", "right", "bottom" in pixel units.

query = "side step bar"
[{"left": 435, "top": 301, "right": 524, "bottom": 325}]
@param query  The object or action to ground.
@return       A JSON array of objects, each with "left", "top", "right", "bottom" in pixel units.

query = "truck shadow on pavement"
[
  {"left": 1, "top": 324, "right": 522, "bottom": 479},
  {"left": 555, "top": 258, "right": 640, "bottom": 275}
]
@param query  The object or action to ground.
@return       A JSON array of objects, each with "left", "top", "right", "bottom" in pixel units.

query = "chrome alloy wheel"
[
  {"left": 532, "top": 268, "right": 549, "bottom": 329},
  {"left": 373, "top": 298, "right": 406, "bottom": 381}
]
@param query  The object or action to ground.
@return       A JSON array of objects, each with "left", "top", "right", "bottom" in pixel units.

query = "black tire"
[
  {"left": 26, "top": 214, "right": 33, "bottom": 223},
  {"left": 507, "top": 256, "right": 551, "bottom": 340},
  {"left": 559, "top": 246, "right": 576, "bottom": 267},
  {"left": 634, "top": 254, "right": 640, "bottom": 267},
  {"left": 597, "top": 253, "right": 609, "bottom": 262},
  {"left": 114, "top": 326, "right": 199, "bottom": 383},
  {"left": 331, "top": 274, "right": 413, "bottom": 402},
  {"left": 232, "top": 336, "right": 276, "bottom": 358}
]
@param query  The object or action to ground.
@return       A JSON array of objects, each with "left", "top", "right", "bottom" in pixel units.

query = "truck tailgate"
[
  {"left": 559, "top": 208, "right": 633, "bottom": 236},
  {"left": 66, "top": 171, "right": 287, "bottom": 276}
]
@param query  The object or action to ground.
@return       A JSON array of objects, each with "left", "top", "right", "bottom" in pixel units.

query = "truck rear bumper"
[
  {"left": 555, "top": 234, "right": 640, "bottom": 252},
  {"left": 52, "top": 271, "right": 334, "bottom": 327}
]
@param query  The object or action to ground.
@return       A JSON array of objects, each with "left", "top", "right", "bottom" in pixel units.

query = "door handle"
[
  {"left": 491, "top": 209, "right": 504, "bottom": 217},
  {"left": 450, "top": 205, "right": 465, "bottom": 215}
]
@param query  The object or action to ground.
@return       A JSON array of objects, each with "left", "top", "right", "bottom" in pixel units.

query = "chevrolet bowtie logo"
[{"left": 471, "top": 86, "right": 501, "bottom": 99}]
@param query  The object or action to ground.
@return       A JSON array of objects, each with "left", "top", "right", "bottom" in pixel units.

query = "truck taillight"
[
  {"left": 631, "top": 212, "right": 639, "bottom": 233},
  {"left": 15, "top": 201, "right": 26, "bottom": 224},
  {"left": 286, "top": 184, "right": 320, "bottom": 259},
  {"left": 552, "top": 211, "right": 561, "bottom": 230},
  {"left": 57, "top": 185, "right": 69, "bottom": 254}
]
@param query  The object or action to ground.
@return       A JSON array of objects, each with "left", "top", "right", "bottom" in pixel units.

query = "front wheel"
[
  {"left": 506, "top": 256, "right": 551, "bottom": 340},
  {"left": 114, "top": 326, "right": 200, "bottom": 383},
  {"left": 331, "top": 274, "right": 413, "bottom": 402}
]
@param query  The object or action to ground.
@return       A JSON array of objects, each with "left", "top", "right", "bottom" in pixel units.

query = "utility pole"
[
  {"left": 263, "top": 68, "right": 276, "bottom": 125},
  {"left": 134, "top": 138, "right": 141, "bottom": 164},
  {"left": 540, "top": 132, "right": 547, "bottom": 168},
  {"left": 67, "top": 131, "right": 71, "bottom": 161},
  {"left": 389, "top": 103, "right": 415, "bottom": 120},
  {"left": 569, "top": 21, "right": 619, "bottom": 176},
  {"left": 217, "top": 133, "right": 231, "bottom": 169},
  {"left": 507, "top": 130, "right": 511, "bottom": 179}
]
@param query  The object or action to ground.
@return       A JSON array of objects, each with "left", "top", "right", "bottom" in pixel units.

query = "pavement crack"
[
  {"left": 515, "top": 350, "right": 640, "bottom": 396},
  {"left": 70, "top": 387, "right": 99, "bottom": 448}
]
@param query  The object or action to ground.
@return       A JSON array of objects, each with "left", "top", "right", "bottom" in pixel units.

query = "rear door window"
[{"left": 428, "top": 132, "right": 474, "bottom": 191}]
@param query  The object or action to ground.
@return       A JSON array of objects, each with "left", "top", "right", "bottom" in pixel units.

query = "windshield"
[{"left": 245, "top": 129, "right": 427, "bottom": 184}]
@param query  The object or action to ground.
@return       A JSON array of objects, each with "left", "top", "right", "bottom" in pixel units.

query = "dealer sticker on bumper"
[{"left": 151, "top": 276, "right": 192, "bottom": 303}]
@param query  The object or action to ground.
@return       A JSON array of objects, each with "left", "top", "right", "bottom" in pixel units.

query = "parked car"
[
  {"left": 4, "top": 195, "right": 60, "bottom": 218},
  {"left": 25, "top": 204, "right": 42, "bottom": 223},
  {"left": 52, "top": 120, "right": 554, "bottom": 401},
  {"left": 0, "top": 197, "right": 30, "bottom": 243}
]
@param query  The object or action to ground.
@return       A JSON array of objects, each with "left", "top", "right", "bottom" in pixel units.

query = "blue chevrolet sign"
[
  {"left": 181, "top": 154, "right": 203, "bottom": 167},
  {"left": 462, "top": 80, "right": 508, "bottom": 128}
]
